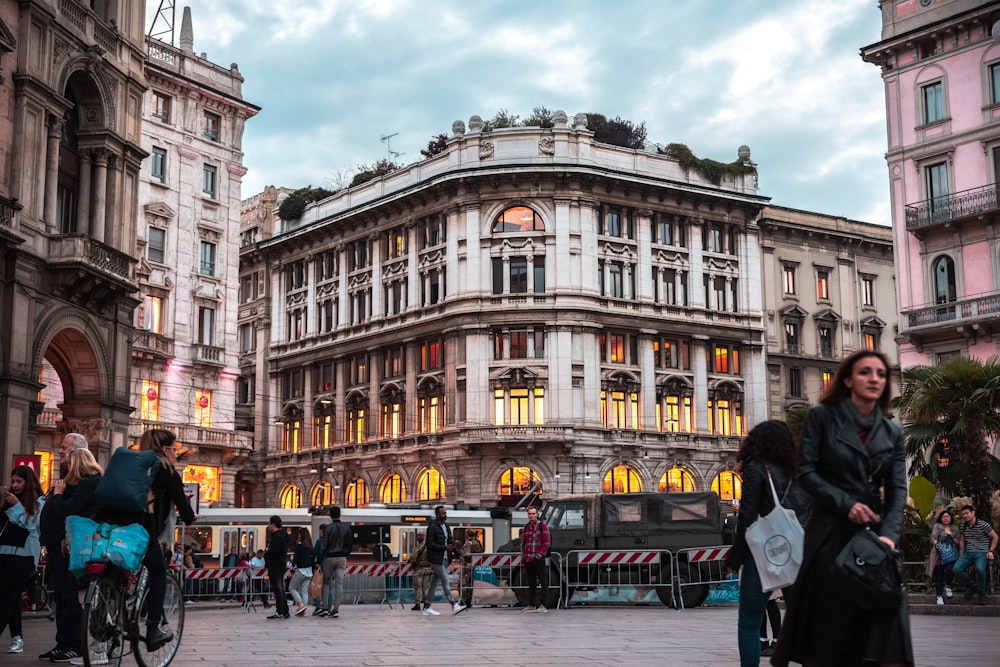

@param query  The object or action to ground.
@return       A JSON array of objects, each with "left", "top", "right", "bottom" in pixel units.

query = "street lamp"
[{"left": 310, "top": 447, "right": 335, "bottom": 506}]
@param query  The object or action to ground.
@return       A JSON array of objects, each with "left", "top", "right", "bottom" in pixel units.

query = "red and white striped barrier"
[
  {"left": 472, "top": 553, "right": 520, "bottom": 568},
  {"left": 686, "top": 547, "right": 731, "bottom": 563},
  {"left": 577, "top": 551, "right": 660, "bottom": 566}
]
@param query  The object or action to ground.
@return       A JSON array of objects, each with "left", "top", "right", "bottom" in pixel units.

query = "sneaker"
[
  {"left": 316, "top": 609, "right": 330, "bottom": 617},
  {"left": 38, "top": 646, "right": 59, "bottom": 660},
  {"left": 761, "top": 642, "right": 775, "bottom": 657},
  {"left": 422, "top": 607, "right": 440, "bottom": 616},
  {"left": 451, "top": 602, "right": 467, "bottom": 615},
  {"left": 944, "top": 586, "right": 953, "bottom": 598},
  {"left": 522, "top": 605, "right": 536, "bottom": 613},
  {"left": 936, "top": 596, "right": 944, "bottom": 606},
  {"left": 294, "top": 606, "right": 307, "bottom": 616},
  {"left": 311, "top": 608, "right": 323, "bottom": 616},
  {"left": 8, "top": 636, "right": 23, "bottom": 653},
  {"left": 411, "top": 604, "right": 421, "bottom": 611},
  {"left": 70, "top": 652, "right": 109, "bottom": 666},
  {"left": 535, "top": 605, "right": 547, "bottom": 613},
  {"left": 49, "top": 649, "right": 81, "bottom": 663},
  {"left": 329, "top": 611, "right": 339, "bottom": 619},
  {"left": 146, "top": 627, "right": 174, "bottom": 652},
  {"left": 266, "top": 612, "right": 286, "bottom": 619}
]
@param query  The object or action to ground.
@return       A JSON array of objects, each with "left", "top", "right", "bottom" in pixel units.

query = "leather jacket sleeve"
[{"left": 797, "top": 404, "right": 857, "bottom": 518}]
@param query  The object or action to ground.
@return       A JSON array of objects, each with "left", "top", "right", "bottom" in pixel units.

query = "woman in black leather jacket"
[{"left": 772, "top": 350, "right": 912, "bottom": 667}]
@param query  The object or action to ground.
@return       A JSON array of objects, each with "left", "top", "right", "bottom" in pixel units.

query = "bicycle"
[{"left": 80, "top": 561, "right": 185, "bottom": 667}]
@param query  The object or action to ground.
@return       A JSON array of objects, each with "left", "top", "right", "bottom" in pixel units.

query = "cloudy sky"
[{"left": 146, "top": 0, "right": 891, "bottom": 224}]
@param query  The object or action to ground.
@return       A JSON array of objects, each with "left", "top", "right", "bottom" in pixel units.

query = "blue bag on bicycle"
[
  {"left": 103, "top": 523, "right": 150, "bottom": 573},
  {"left": 66, "top": 516, "right": 149, "bottom": 577},
  {"left": 94, "top": 447, "right": 161, "bottom": 513},
  {"left": 66, "top": 515, "right": 103, "bottom": 577}
]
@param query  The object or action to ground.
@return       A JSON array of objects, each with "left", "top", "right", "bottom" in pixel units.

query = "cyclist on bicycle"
[{"left": 106, "top": 430, "right": 195, "bottom": 651}]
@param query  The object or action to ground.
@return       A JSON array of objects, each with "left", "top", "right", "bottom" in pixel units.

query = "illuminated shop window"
[
  {"left": 344, "top": 478, "right": 370, "bottom": 508},
  {"left": 279, "top": 483, "right": 302, "bottom": 509},
  {"left": 141, "top": 380, "right": 160, "bottom": 421},
  {"left": 660, "top": 466, "right": 697, "bottom": 493},
  {"left": 498, "top": 466, "right": 542, "bottom": 498},
  {"left": 712, "top": 470, "right": 742, "bottom": 501},
  {"left": 379, "top": 473, "right": 406, "bottom": 503},
  {"left": 195, "top": 389, "right": 212, "bottom": 427},
  {"left": 312, "top": 481, "right": 335, "bottom": 506},
  {"left": 603, "top": 465, "right": 643, "bottom": 494},
  {"left": 417, "top": 467, "right": 445, "bottom": 501},
  {"left": 183, "top": 465, "right": 220, "bottom": 505}
]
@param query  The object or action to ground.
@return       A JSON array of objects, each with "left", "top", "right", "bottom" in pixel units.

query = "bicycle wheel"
[
  {"left": 82, "top": 570, "right": 126, "bottom": 667},
  {"left": 133, "top": 571, "right": 185, "bottom": 667}
]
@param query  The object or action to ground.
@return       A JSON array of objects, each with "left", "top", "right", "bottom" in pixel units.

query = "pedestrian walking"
[
  {"left": 288, "top": 527, "right": 314, "bottom": 616},
  {"left": 410, "top": 532, "right": 431, "bottom": 611},
  {"left": 265, "top": 516, "right": 290, "bottom": 620},
  {"left": 422, "top": 506, "right": 466, "bottom": 616},
  {"left": 318, "top": 506, "right": 352, "bottom": 619}
]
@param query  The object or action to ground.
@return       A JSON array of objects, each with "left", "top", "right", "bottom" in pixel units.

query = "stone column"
[
  {"left": 43, "top": 114, "right": 63, "bottom": 231},
  {"left": 688, "top": 218, "right": 705, "bottom": 308},
  {"left": 406, "top": 221, "right": 419, "bottom": 312},
  {"left": 691, "top": 335, "right": 709, "bottom": 433},
  {"left": 369, "top": 233, "right": 382, "bottom": 318},
  {"left": 78, "top": 150, "right": 92, "bottom": 235},
  {"left": 92, "top": 149, "right": 110, "bottom": 244}
]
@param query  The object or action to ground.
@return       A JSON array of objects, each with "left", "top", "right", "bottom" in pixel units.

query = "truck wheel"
[
  {"left": 653, "top": 563, "right": 673, "bottom": 606},
  {"left": 670, "top": 564, "right": 709, "bottom": 609}
]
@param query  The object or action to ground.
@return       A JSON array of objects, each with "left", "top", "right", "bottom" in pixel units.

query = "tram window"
[
  {"left": 545, "top": 502, "right": 584, "bottom": 530},
  {"left": 175, "top": 526, "right": 212, "bottom": 554}
]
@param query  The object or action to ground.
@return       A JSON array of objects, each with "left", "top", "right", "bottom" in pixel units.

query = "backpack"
[{"left": 94, "top": 448, "right": 161, "bottom": 513}]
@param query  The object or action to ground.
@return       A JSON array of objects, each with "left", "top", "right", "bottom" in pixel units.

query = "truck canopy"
[{"left": 600, "top": 492, "right": 722, "bottom": 537}]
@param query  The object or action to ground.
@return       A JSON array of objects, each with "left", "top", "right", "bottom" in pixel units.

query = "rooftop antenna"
[
  {"left": 148, "top": 0, "right": 176, "bottom": 44},
  {"left": 381, "top": 132, "right": 403, "bottom": 162}
]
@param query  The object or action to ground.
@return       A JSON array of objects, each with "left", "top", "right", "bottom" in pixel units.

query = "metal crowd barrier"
[
  {"left": 468, "top": 553, "right": 524, "bottom": 608},
  {"left": 562, "top": 549, "right": 671, "bottom": 608},
  {"left": 671, "top": 545, "right": 732, "bottom": 609}
]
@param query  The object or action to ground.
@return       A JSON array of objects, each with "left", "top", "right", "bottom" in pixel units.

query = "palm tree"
[{"left": 892, "top": 355, "right": 1000, "bottom": 514}]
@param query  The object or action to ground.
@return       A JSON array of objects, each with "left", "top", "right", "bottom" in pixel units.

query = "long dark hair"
[
  {"left": 11, "top": 465, "right": 43, "bottom": 517},
  {"left": 736, "top": 420, "right": 797, "bottom": 472},
  {"left": 298, "top": 526, "right": 313, "bottom": 548},
  {"left": 819, "top": 349, "right": 892, "bottom": 414}
]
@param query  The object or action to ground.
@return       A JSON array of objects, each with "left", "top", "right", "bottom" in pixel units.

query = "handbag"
[
  {"left": 831, "top": 525, "right": 903, "bottom": 610},
  {"left": 307, "top": 568, "right": 324, "bottom": 600},
  {"left": 744, "top": 466, "right": 805, "bottom": 592},
  {"left": 935, "top": 533, "right": 959, "bottom": 565},
  {"left": 66, "top": 515, "right": 150, "bottom": 578},
  {"left": 0, "top": 514, "right": 30, "bottom": 548}
]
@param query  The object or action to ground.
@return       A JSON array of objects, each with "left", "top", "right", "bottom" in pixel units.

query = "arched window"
[
  {"left": 497, "top": 466, "right": 542, "bottom": 507},
  {"left": 344, "top": 477, "right": 369, "bottom": 508},
  {"left": 311, "top": 481, "right": 334, "bottom": 506},
  {"left": 603, "top": 465, "right": 642, "bottom": 494},
  {"left": 379, "top": 473, "right": 406, "bottom": 503},
  {"left": 712, "top": 470, "right": 742, "bottom": 501},
  {"left": 492, "top": 206, "right": 544, "bottom": 233},
  {"left": 932, "top": 256, "right": 956, "bottom": 305},
  {"left": 278, "top": 483, "right": 302, "bottom": 509},
  {"left": 660, "top": 466, "right": 697, "bottom": 493},
  {"left": 417, "top": 467, "right": 446, "bottom": 501}
]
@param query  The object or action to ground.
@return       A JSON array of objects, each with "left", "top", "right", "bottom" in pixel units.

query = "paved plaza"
[{"left": 9, "top": 602, "right": 999, "bottom": 666}]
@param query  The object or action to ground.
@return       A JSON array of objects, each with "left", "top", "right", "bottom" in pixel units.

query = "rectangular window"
[
  {"left": 533, "top": 328, "right": 545, "bottom": 359},
  {"left": 861, "top": 276, "right": 875, "bottom": 307},
  {"left": 148, "top": 227, "right": 166, "bottom": 263},
  {"left": 287, "top": 309, "right": 304, "bottom": 341},
  {"left": 816, "top": 270, "right": 829, "bottom": 300},
  {"left": 237, "top": 376, "right": 253, "bottom": 404},
  {"left": 203, "top": 111, "right": 221, "bottom": 141},
  {"left": 509, "top": 258, "right": 528, "bottom": 293},
  {"left": 783, "top": 266, "right": 796, "bottom": 295},
  {"left": 202, "top": 164, "right": 217, "bottom": 198},
  {"left": 533, "top": 256, "right": 545, "bottom": 293},
  {"left": 197, "top": 306, "right": 214, "bottom": 346},
  {"left": 316, "top": 363, "right": 334, "bottom": 393},
  {"left": 385, "top": 228, "right": 405, "bottom": 259},
  {"left": 240, "top": 274, "right": 257, "bottom": 303},
  {"left": 922, "top": 81, "right": 944, "bottom": 124},
  {"left": 421, "top": 340, "right": 443, "bottom": 370},
  {"left": 151, "top": 147, "right": 166, "bottom": 183},
  {"left": 788, "top": 368, "right": 802, "bottom": 397},
  {"left": 510, "top": 330, "right": 528, "bottom": 359},
  {"left": 350, "top": 355, "right": 368, "bottom": 385},
  {"left": 785, "top": 321, "right": 799, "bottom": 354},
  {"left": 418, "top": 395, "right": 444, "bottom": 433},
  {"left": 151, "top": 91, "right": 171, "bottom": 123},
  {"left": 317, "top": 251, "right": 337, "bottom": 281},
  {"left": 199, "top": 241, "right": 216, "bottom": 276},
  {"left": 605, "top": 210, "right": 621, "bottom": 237},
  {"left": 239, "top": 323, "right": 254, "bottom": 353},
  {"left": 384, "top": 347, "right": 404, "bottom": 378},
  {"left": 143, "top": 295, "right": 163, "bottom": 333},
  {"left": 195, "top": 389, "right": 212, "bottom": 427},
  {"left": 863, "top": 332, "right": 878, "bottom": 351},
  {"left": 318, "top": 299, "right": 336, "bottom": 333},
  {"left": 822, "top": 371, "right": 834, "bottom": 392},
  {"left": 492, "top": 257, "right": 504, "bottom": 295},
  {"left": 609, "top": 262, "right": 624, "bottom": 298},
  {"left": 656, "top": 217, "right": 673, "bottom": 245},
  {"left": 714, "top": 345, "right": 729, "bottom": 373},
  {"left": 927, "top": 162, "right": 949, "bottom": 203},
  {"left": 819, "top": 326, "right": 833, "bottom": 357},
  {"left": 991, "top": 63, "right": 1000, "bottom": 106},
  {"left": 423, "top": 217, "right": 445, "bottom": 248},
  {"left": 609, "top": 334, "right": 625, "bottom": 363},
  {"left": 140, "top": 380, "right": 160, "bottom": 421}
]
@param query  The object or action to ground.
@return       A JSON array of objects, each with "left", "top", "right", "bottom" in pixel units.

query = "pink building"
[{"left": 862, "top": 0, "right": 1000, "bottom": 366}]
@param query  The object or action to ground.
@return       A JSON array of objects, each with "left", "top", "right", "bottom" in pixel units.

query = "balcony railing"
[
  {"left": 128, "top": 420, "right": 253, "bottom": 453},
  {"left": 904, "top": 291, "right": 1000, "bottom": 328},
  {"left": 133, "top": 331, "right": 175, "bottom": 358},
  {"left": 194, "top": 344, "right": 225, "bottom": 365},
  {"left": 905, "top": 184, "right": 999, "bottom": 230},
  {"left": 48, "top": 234, "right": 134, "bottom": 282}
]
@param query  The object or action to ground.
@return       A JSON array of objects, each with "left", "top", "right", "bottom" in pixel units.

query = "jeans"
[
  {"left": 737, "top": 554, "right": 770, "bottom": 667},
  {"left": 322, "top": 556, "right": 346, "bottom": 612},
  {"left": 288, "top": 569, "right": 310, "bottom": 607},
  {"left": 0, "top": 555, "right": 34, "bottom": 641},
  {"left": 427, "top": 562, "right": 456, "bottom": 605},
  {"left": 952, "top": 551, "right": 988, "bottom": 594},
  {"left": 267, "top": 563, "right": 289, "bottom": 616},
  {"left": 933, "top": 562, "right": 954, "bottom": 596},
  {"left": 524, "top": 556, "right": 548, "bottom": 608}
]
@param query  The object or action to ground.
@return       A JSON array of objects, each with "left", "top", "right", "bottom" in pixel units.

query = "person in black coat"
[
  {"left": 772, "top": 350, "right": 913, "bottom": 667},
  {"left": 130, "top": 429, "right": 197, "bottom": 651},
  {"left": 37, "top": 440, "right": 102, "bottom": 663},
  {"left": 724, "top": 420, "right": 807, "bottom": 667},
  {"left": 265, "top": 516, "right": 290, "bottom": 619}
]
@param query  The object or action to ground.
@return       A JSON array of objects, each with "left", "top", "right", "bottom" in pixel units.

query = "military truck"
[{"left": 498, "top": 491, "right": 727, "bottom": 608}]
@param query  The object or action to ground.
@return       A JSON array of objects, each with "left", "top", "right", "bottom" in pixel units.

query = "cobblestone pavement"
[{"left": 9, "top": 602, "right": 999, "bottom": 666}]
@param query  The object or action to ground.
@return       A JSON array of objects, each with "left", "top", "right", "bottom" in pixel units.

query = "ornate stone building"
[
  {"left": 131, "top": 8, "right": 258, "bottom": 508},
  {"left": 0, "top": 1, "right": 149, "bottom": 480},
  {"left": 240, "top": 114, "right": 769, "bottom": 510},
  {"left": 758, "top": 205, "right": 897, "bottom": 417}
]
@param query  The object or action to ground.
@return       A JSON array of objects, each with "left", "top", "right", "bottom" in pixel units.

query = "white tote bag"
[{"left": 744, "top": 467, "right": 804, "bottom": 593}]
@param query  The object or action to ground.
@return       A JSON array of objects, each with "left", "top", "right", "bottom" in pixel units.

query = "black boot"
[{"left": 146, "top": 627, "right": 174, "bottom": 651}]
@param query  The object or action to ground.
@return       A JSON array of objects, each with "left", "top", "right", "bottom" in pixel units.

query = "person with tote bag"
[{"left": 724, "top": 420, "right": 807, "bottom": 667}]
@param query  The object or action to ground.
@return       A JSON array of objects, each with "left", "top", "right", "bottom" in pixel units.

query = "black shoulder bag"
[
  {"left": 831, "top": 525, "right": 903, "bottom": 610},
  {"left": 0, "top": 513, "right": 30, "bottom": 548}
]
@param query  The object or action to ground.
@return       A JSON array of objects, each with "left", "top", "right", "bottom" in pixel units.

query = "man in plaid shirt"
[{"left": 520, "top": 506, "right": 551, "bottom": 612}]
